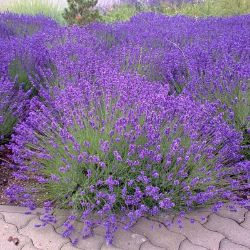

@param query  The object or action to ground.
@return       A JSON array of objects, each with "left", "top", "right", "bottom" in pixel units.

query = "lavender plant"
[
  {"left": 0, "top": 14, "right": 58, "bottom": 144},
  {"left": 8, "top": 68, "right": 248, "bottom": 243}
]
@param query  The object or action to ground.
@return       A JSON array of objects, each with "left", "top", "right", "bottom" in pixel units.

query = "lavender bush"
[
  {"left": 8, "top": 70, "right": 248, "bottom": 242},
  {"left": 0, "top": 12, "right": 249, "bottom": 245}
]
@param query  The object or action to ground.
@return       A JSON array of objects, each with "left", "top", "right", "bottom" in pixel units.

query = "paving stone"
[
  {"left": 220, "top": 239, "right": 249, "bottom": 250},
  {"left": 179, "top": 239, "right": 207, "bottom": 250},
  {"left": 113, "top": 230, "right": 147, "bottom": 250},
  {"left": 101, "top": 243, "right": 123, "bottom": 250},
  {"left": 170, "top": 217, "right": 224, "bottom": 250},
  {"left": 20, "top": 218, "right": 69, "bottom": 250},
  {"left": 131, "top": 217, "right": 185, "bottom": 250},
  {"left": 2, "top": 212, "right": 36, "bottom": 229},
  {"left": 94, "top": 224, "right": 147, "bottom": 250},
  {"left": 0, "top": 205, "right": 43, "bottom": 215},
  {"left": 61, "top": 242, "right": 80, "bottom": 250},
  {"left": 93, "top": 225, "right": 106, "bottom": 236},
  {"left": 204, "top": 214, "right": 250, "bottom": 248},
  {"left": 76, "top": 235, "right": 104, "bottom": 250},
  {"left": 216, "top": 206, "right": 247, "bottom": 223},
  {"left": 0, "top": 205, "right": 249, "bottom": 250},
  {"left": 57, "top": 221, "right": 104, "bottom": 250},
  {"left": 49, "top": 215, "right": 68, "bottom": 229},
  {"left": 241, "top": 211, "right": 250, "bottom": 230},
  {"left": 0, "top": 217, "right": 32, "bottom": 250},
  {"left": 51, "top": 209, "right": 71, "bottom": 228},
  {"left": 149, "top": 213, "right": 175, "bottom": 225},
  {"left": 22, "top": 242, "right": 42, "bottom": 250},
  {"left": 140, "top": 241, "right": 165, "bottom": 250},
  {"left": 185, "top": 210, "right": 212, "bottom": 224}
]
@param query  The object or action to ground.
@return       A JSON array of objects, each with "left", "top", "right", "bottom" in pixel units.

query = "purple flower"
[
  {"left": 159, "top": 198, "right": 175, "bottom": 210},
  {"left": 113, "top": 150, "right": 122, "bottom": 161}
]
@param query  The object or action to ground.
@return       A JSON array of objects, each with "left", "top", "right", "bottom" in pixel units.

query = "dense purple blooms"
[
  {"left": 0, "top": 13, "right": 58, "bottom": 38},
  {"left": 1, "top": 12, "right": 249, "bottom": 245},
  {"left": 7, "top": 72, "right": 248, "bottom": 242},
  {"left": 100, "top": 13, "right": 250, "bottom": 128},
  {"left": 0, "top": 14, "right": 58, "bottom": 144}
]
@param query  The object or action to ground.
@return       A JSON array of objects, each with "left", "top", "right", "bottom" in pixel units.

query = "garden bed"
[{"left": 0, "top": 8, "right": 249, "bottom": 245}]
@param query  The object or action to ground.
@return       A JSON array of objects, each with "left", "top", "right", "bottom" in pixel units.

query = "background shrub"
[{"left": 63, "top": 0, "right": 101, "bottom": 25}]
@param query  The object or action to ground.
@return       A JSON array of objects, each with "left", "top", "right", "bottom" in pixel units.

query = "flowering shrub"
[
  {"left": 63, "top": 0, "right": 101, "bottom": 25},
  {"left": 8, "top": 69, "right": 248, "bottom": 242}
]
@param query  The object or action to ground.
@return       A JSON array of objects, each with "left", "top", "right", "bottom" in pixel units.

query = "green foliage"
[
  {"left": 63, "top": 0, "right": 101, "bottom": 25},
  {"left": 159, "top": 0, "right": 250, "bottom": 17},
  {"left": 33, "top": 98, "right": 227, "bottom": 211},
  {"left": 102, "top": 0, "right": 250, "bottom": 23},
  {"left": 212, "top": 84, "right": 250, "bottom": 131},
  {"left": 9, "top": 59, "right": 32, "bottom": 91},
  {"left": 241, "top": 128, "right": 250, "bottom": 160},
  {"left": 201, "top": 82, "right": 250, "bottom": 160},
  {"left": 102, "top": 5, "right": 137, "bottom": 23},
  {"left": 0, "top": 0, "right": 65, "bottom": 24},
  {"left": 2, "top": 0, "right": 249, "bottom": 25},
  {"left": 8, "top": 58, "right": 42, "bottom": 96},
  {"left": 0, "top": 109, "right": 17, "bottom": 145}
]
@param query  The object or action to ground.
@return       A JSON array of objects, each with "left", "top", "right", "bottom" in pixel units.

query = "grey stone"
[
  {"left": 57, "top": 221, "right": 104, "bottom": 250},
  {"left": 20, "top": 218, "right": 69, "bottom": 250},
  {"left": 61, "top": 242, "right": 80, "bottom": 250},
  {"left": 170, "top": 217, "right": 224, "bottom": 250},
  {"left": 0, "top": 205, "right": 249, "bottom": 250},
  {"left": 140, "top": 241, "right": 165, "bottom": 250},
  {"left": 216, "top": 206, "right": 247, "bottom": 223},
  {"left": 94, "top": 224, "right": 147, "bottom": 250},
  {"left": 0, "top": 217, "right": 32, "bottom": 250},
  {"left": 131, "top": 217, "right": 185, "bottom": 250},
  {"left": 0, "top": 205, "right": 43, "bottom": 215},
  {"left": 22, "top": 243, "right": 42, "bottom": 250},
  {"left": 185, "top": 210, "right": 212, "bottom": 224},
  {"left": 112, "top": 230, "right": 147, "bottom": 250},
  {"left": 241, "top": 211, "right": 250, "bottom": 230},
  {"left": 220, "top": 239, "right": 249, "bottom": 250},
  {"left": 179, "top": 239, "right": 207, "bottom": 250},
  {"left": 2, "top": 212, "right": 36, "bottom": 229},
  {"left": 101, "top": 243, "right": 123, "bottom": 250},
  {"left": 204, "top": 214, "right": 250, "bottom": 248},
  {"left": 76, "top": 235, "right": 104, "bottom": 250}
]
